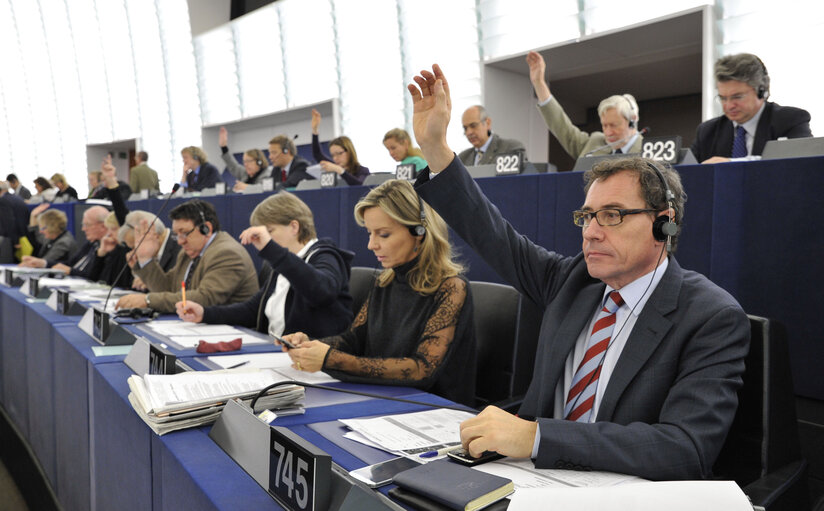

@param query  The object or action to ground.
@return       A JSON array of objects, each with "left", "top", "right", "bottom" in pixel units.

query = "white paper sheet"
[
  {"left": 507, "top": 480, "right": 752, "bottom": 511},
  {"left": 207, "top": 353, "right": 339, "bottom": 384},
  {"left": 339, "top": 408, "right": 475, "bottom": 451},
  {"left": 473, "top": 458, "right": 644, "bottom": 489}
]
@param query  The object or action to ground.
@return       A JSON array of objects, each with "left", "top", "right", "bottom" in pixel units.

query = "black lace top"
[{"left": 321, "top": 258, "right": 477, "bottom": 406}]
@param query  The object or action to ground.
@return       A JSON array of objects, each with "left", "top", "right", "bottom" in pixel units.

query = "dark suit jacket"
[
  {"left": 280, "top": 156, "right": 314, "bottom": 188},
  {"left": 457, "top": 133, "right": 526, "bottom": 166},
  {"left": 185, "top": 162, "right": 222, "bottom": 191},
  {"left": 415, "top": 156, "right": 749, "bottom": 480},
  {"left": 691, "top": 102, "right": 812, "bottom": 162}
]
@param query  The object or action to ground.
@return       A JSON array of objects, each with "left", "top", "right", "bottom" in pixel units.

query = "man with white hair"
[
  {"left": 20, "top": 205, "right": 109, "bottom": 278},
  {"left": 527, "top": 51, "right": 643, "bottom": 158},
  {"left": 118, "top": 210, "right": 180, "bottom": 272}
]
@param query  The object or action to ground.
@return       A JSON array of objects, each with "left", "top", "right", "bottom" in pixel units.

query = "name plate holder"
[
  {"left": 214, "top": 182, "right": 227, "bottom": 195},
  {"left": 21, "top": 276, "right": 51, "bottom": 299},
  {"left": 125, "top": 337, "right": 182, "bottom": 375},
  {"left": 55, "top": 288, "right": 86, "bottom": 315},
  {"left": 84, "top": 305, "right": 137, "bottom": 346},
  {"left": 395, "top": 163, "right": 416, "bottom": 180},
  {"left": 210, "top": 400, "right": 393, "bottom": 510},
  {"left": 494, "top": 152, "right": 524, "bottom": 175},
  {"left": 320, "top": 171, "right": 342, "bottom": 189}
]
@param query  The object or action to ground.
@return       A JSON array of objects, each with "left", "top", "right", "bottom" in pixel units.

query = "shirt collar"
[
  {"left": 478, "top": 134, "right": 494, "bottom": 154},
  {"left": 617, "top": 132, "right": 640, "bottom": 154},
  {"left": 604, "top": 257, "right": 669, "bottom": 316},
  {"left": 733, "top": 101, "right": 766, "bottom": 136},
  {"left": 197, "top": 232, "right": 217, "bottom": 257},
  {"left": 296, "top": 238, "right": 319, "bottom": 259}
]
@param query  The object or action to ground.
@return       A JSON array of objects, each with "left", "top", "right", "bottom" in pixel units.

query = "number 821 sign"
[{"left": 268, "top": 427, "right": 331, "bottom": 510}]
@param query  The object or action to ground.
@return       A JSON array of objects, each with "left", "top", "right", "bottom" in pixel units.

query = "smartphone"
[
  {"left": 349, "top": 457, "right": 421, "bottom": 488},
  {"left": 272, "top": 334, "right": 297, "bottom": 350},
  {"left": 446, "top": 448, "right": 503, "bottom": 466}
]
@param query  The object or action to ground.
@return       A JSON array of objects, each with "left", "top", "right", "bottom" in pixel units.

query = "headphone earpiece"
[
  {"left": 407, "top": 195, "right": 427, "bottom": 238},
  {"left": 623, "top": 94, "right": 638, "bottom": 129},
  {"left": 195, "top": 202, "right": 210, "bottom": 235},
  {"left": 646, "top": 161, "right": 677, "bottom": 252},
  {"left": 756, "top": 86, "right": 765, "bottom": 100}
]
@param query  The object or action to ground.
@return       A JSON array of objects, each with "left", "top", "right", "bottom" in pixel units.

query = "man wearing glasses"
[
  {"left": 691, "top": 53, "right": 812, "bottom": 164},
  {"left": 116, "top": 199, "right": 258, "bottom": 312},
  {"left": 409, "top": 64, "right": 749, "bottom": 480},
  {"left": 458, "top": 105, "right": 525, "bottom": 166}
]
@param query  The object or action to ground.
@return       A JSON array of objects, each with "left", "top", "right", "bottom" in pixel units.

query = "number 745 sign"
[{"left": 269, "top": 427, "right": 331, "bottom": 510}]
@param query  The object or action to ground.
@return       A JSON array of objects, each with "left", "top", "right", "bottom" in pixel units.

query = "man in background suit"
[
  {"left": 409, "top": 64, "right": 749, "bottom": 481},
  {"left": 180, "top": 146, "right": 222, "bottom": 192},
  {"left": 268, "top": 135, "right": 314, "bottom": 188},
  {"left": 692, "top": 53, "right": 812, "bottom": 164},
  {"left": 457, "top": 105, "right": 525, "bottom": 166},
  {"left": 130, "top": 151, "right": 159, "bottom": 194},
  {"left": 116, "top": 199, "right": 258, "bottom": 312},
  {"left": 527, "top": 51, "right": 644, "bottom": 158}
]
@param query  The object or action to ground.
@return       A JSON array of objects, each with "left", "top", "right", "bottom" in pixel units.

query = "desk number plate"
[
  {"left": 641, "top": 135, "right": 682, "bottom": 164},
  {"left": 269, "top": 426, "right": 331, "bottom": 511}
]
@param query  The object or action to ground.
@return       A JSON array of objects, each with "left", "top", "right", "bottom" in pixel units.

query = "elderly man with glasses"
[
  {"left": 115, "top": 199, "right": 258, "bottom": 312},
  {"left": 692, "top": 52, "right": 812, "bottom": 164},
  {"left": 408, "top": 64, "right": 749, "bottom": 481}
]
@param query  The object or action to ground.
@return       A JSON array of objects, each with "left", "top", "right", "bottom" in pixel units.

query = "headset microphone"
[
  {"left": 583, "top": 127, "right": 650, "bottom": 157},
  {"left": 647, "top": 161, "right": 677, "bottom": 253}
]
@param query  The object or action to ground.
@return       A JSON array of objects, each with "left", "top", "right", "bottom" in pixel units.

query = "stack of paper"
[
  {"left": 127, "top": 368, "right": 304, "bottom": 435},
  {"left": 140, "top": 320, "right": 271, "bottom": 349}
]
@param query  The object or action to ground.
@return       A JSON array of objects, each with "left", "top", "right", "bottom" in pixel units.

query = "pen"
[
  {"left": 227, "top": 361, "right": 249, "bottom": 369},
  {"left": 419, "top": 445, "right": 461, "bottom": 458},
  {"left": 181, "top": 281, "right": 186, "bottom": 308}
]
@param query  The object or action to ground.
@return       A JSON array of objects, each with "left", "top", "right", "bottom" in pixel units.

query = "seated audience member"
[
  {"left": 310, "top": 109, "right": 370, "bottom": 186},
  {"left": 118, "top": 210, "right": 180, "bottom": 291},
  {"left": 268, "top": 135, "right": 314, "bottom": 188},
  {"left": 407, "top": 65, "right": 748, "bottom": 479},
  {"left": 20, "top": 205, "right": 109, "bottom": 278},
  {"left": 88, "top": 171, "right": 107, "bottom": 199},
  {"left": 0, "top": 181, "right": 33, "bottom": 261},
  {"left": 692, "top": 53, "right": 813, "bottom": 164},
  {"left": 217, "top": 127, "right": 273, "bottom": 191},
  {"left": 50, "top": 173, "right": 79, "bottom": 201},
  {"left": 180, "top": 146, "right": 222, "bottom": 192},
  {"left": 527, "top": 51, "right": 643, "bottom": 158},
  {"left": 176, "top": 192, "right": 354, "bottom": 338},
  {"left": 88, "top": 211, "right": 133, "bottom": 288},
  {"left": 383, "top": 128, "right": 428, "bottom": 173},
  {"left": 25, "top": 205, "right": 77, "bottom": 264},
  {"left": 129, "top": 151, "right": 159, "bottom": 194},
  {"left": 32, "top": 177, "right": 57, "bottom": 203},
  {"left": 115, "top": 199, "right": 258, "bottom": 312},
  {"left": 282, "top": 180, "right": 477, "bottom": 406},
  {"left": 7, "top": 173, "right": 32, "bottom": 200},
  {"left": 457, "top": 105, "right": 525, "bottom": 166}
]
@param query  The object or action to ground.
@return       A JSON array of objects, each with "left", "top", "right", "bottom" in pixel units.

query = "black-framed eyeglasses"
[
  {"left": 572, "top": 208, "right": 658, "bottom": 228},
  {"left": 171, "top": 226, "right": 196, "bottom": 241}
]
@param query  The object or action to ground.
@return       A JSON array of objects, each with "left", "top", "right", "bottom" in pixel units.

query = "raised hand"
[
  {"left": 219, "top": 126, "right": 228, "bottom": 147},
  {"left": 311, "top": 109, "right": 321, "bottom": 134},
  {"left": 407, "top": 64, "right": 453, "bottom": 172},
  {"left": 525, "top": 51, "right": 551, "bottom": 102},
  {"left": 29, "top": 203, "right": 50, "bottom": 225},
  {"left": 238, "top": 225, "right": 271, "bottom": 251},
  {"left": 97, "top": 233, "right": 118, "bottom": 257},
  {"left": 101, "top": 160, "right": 118, "bottom": 188}
]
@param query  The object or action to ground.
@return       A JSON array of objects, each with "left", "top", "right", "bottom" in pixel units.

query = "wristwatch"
[{"left": 145, "top": 294, "right": 152, "bottom": 307}]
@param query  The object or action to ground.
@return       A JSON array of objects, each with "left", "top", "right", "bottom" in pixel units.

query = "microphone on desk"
[
  {"left": 250, "top": 380, "right": 476, "bottom": 414},
  {"left": 101, "top": 183, "right": 181, "bottom": 314},
  {"left": 583, "top": 127, "right": 650, "bottom": 157}
]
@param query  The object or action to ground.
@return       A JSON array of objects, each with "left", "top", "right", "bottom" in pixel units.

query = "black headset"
[
  {"left": 755, "top": 56, "right": 769, "bottom": 99},
  {"left": 647, "top": 161, "right": 678, "bottom": 251},
  {"left": 194, "top": 201, "right": 210, "bottom": 235},
  {"left": 622, "top": 94, "right": 638, "bottom": 129},
  {"left": 408, "top": 195, "right": 426, "bottom": 238}
]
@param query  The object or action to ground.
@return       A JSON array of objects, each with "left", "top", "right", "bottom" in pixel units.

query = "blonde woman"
[
  {"left": 383, "top": 128, "right": 428, "bottom": 172},
  {"left": 283, "top": 180, "right": 476, "bottom": 406}
]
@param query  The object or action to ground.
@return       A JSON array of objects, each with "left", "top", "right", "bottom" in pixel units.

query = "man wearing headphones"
[
  {"left": 527, "top": 51, "right": 643, "bottom": 158},
  {"left": 115, "top": 199, "right": 258, "bottom": 312},
  {"left": 409, "top": 64, "right": 749, "bottom": 480},
  {"left": 217, "top": 126, "right": 273, "bottom": 191},
  {"left": 458, "top": 105, "right": 526, "bottom": 166},
  {"left": 268, "top": 135, "right": 314, "bottom": 188},
  {"left": 692, "top": 53, "right": 812, "bottom": 164},
  {"left": 180, "top": 146, "right": 222, "bottom": 192}
]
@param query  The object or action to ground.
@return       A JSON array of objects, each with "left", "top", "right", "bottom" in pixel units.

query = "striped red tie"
[{"left": 564, "top": 291, "right": 624, "bottom": 422}]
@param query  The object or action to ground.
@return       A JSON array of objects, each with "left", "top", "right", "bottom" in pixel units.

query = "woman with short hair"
[
  {"left": 176, "top": 191, "right": 354, "bottom": 338},
  {"left": 25, "top": 205, "right": 77, "bottom": 264}
]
